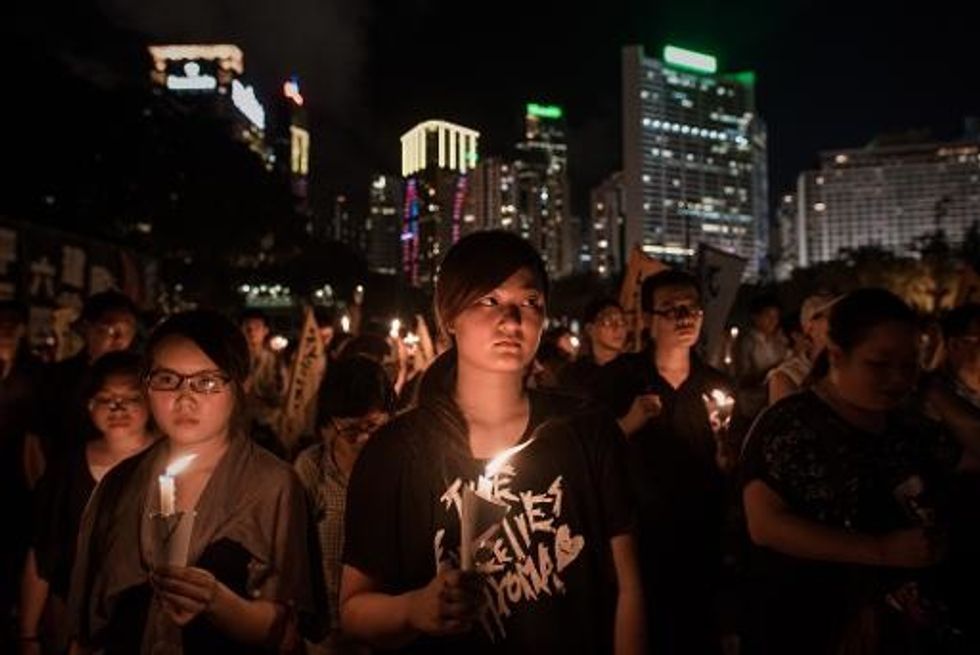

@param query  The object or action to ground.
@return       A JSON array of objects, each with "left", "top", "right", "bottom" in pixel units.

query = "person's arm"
[
  {"left": 339, "top": 565, "right": 482, "bottom": 649},
  {"left": 151, "top": 566, "right": 297, "bottom": 648},
  {"left": 18, "top": 549, "right": 48, "bottom": 653},
  {"left": 609, "top": 534, "right": 645, "bottom": 655},
  {"left": 767, "top": 370, "right": 798, "bottom": 406},
  {"left": 743, "top": 479, "right": 936, "bottom": 567}
]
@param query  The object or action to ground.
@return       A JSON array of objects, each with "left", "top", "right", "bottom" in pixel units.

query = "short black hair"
[
  {"left": 315, "top": 355, "right": 395, "bottom": 427},
  {"left": 240, "top": 308, "right": 270, "bottom": 327},
  {"left": 583, "top": 297, "right": 623, "bottom": 325},
  {"left": 81, "top": 291, "right": 138, "bottom": 324},
  {"left": 941, "top": 303, "right": 980, "bottom": 340},
  {"left": 81, "top": 351, "right": 143, "bottom": 401},
  {"left": 640, "top": 269, "right": 699, "bottom": 313},
  {"left": 828, "top": 288, "right": 916, "bottom": 353},
  {"left": 0, "top": 299, "right": 28, "bottom": 324},
  {"left": 749, "top": 293, "right": 781, "bottom": 316}
]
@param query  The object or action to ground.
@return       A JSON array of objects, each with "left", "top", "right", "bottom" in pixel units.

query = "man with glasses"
[
  {"left": 597, "top": 269, "right": 733, "bottom": 655},
  {"left": 42, "top": 291, "right": 139, "bottom": 458},
  {"left": 557, "top": 297, "right": 627, "bottom": 398}
]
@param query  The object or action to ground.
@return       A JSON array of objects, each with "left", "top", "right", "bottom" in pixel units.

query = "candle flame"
[
  {"left": 708, "top": 389, "right": 733, "bottom": 407},
  {"left": 485, "top": 439, "right": 534, "bottom": 478},
  {"left": 165, "top": 453, "right": 198, "bottom": 477},
  {"left": 389, "top": 318, "right": 401, "bottom": 338}
]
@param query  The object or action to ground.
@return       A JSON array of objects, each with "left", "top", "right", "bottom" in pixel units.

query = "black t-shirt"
[
  {"left": 739, "top": 390, "right": 945, "bottom": 654},
  {"left": 596, "top": 351, "right": 732, "bottom": 530},
  {"left": 343, "top": 389, "right": 633, "bottom": 654}
]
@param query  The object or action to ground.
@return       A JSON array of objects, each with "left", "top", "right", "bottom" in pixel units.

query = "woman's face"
[
  {"left": 88, "top": 373, "right": 149, "bottom": 440},
  {"left": 451, "top": 268, "right": 546, "bottom": 375},
  {"left": 830, "top": 321, "right": 919, "bottom": 411},
  {"left": 147, "top": 336, "right": 236, "bottom": 448}
]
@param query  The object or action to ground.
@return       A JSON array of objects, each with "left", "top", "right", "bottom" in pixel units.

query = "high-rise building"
[
  {"left": 794, "top": 132, "right": 980, "bottom": 267},
  {"left": 515, "top": 103, "right": 576, "bottom": 278},
  {"left": 622, "top": 44, "right": 769, "bottom": 278},
  {"left": 771, "top": 192, "right": 798, "bottom": 280},
  {"left": 148, "top": 44, "right": 273, "bottom": 169},
  {"left": 399, "top": 120, "right": 480, "bottom": 286},
  {"left": 590, "top": 172, "right": 626, "bottom": 278},
  {"left": 280, "top": 76, "right": 311, "bottom": 223},
  {"left": 469, "top": 157, "right": 521, "bottom": 234},
  {"left": 334, "top": 194, "right": 366, "bottom": 252},
  {"left": 366, "top": 174, "right": 403, "bottom": 275}
]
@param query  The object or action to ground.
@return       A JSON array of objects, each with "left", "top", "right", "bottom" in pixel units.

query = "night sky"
[{"left": 5, "top": 0, "right": 979, "bottom": 218}]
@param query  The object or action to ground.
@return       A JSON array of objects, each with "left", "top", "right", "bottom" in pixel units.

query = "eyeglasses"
[
  {"left": 651, "top": 305, "right": 704, "bottom": 321},
  {"left": 331, "top": 417, "right": 387, "bottom": 442},
  {"left": 595, "top": 316, "right": 626, "bottom": 329},
  {"left": 89, "top": 395, "right": 144, "bottom": 411},
  {"left": 145, "top": 369, "right": 231, "bottom": 394}
]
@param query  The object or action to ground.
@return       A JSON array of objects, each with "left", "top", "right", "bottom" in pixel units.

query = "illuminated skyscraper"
[
  {"left": 469, "top": 157, "right": 521, "bottom": 234},
  {"left": 515, "top": 103, "right": 576, "bottom": 278},
  {"left": 794, "top": 132, "right": 980, "bottom": 267},
  {"left": 622, "top": 44, "right": 769, "bottom": 277},
  {"left": 590, "top": 172, "right": 626, "bottom": 277},
  {"left": 399, "top": 120, "right": 480, "bottom": 286},
  {"left": 148, "top": 44, "right": 273, "bottom": 168},
  {"left": 366, "top": 174, "right": 403, "bottom": 275}
]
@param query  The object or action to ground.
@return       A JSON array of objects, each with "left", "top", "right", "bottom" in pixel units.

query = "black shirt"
[
  {"left": 739, "top": 391, "right": 947, "bottom": 654},
  {"left": 596, "top": 350, "right": 732, "bottom": 529},
  {"left": 343, "top": 389, "right": 633, "bottom": 654}
]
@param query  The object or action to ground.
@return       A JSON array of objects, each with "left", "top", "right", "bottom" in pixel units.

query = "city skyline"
[{"left": 8, "top": 0, "right": 979, "bottom": 220}]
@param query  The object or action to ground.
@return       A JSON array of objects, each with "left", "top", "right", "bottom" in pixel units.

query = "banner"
[
  {"left": 277, "top": 306, "right": 326, "bottom": 453},
  {"left": 696, "top": 243, "right": 747, "bottom": 368},
  {"left": 0, "top": 217, "right": 157, "bottom": 353},
  {"left": 617, "top": 245, "right": 667, "bottom": 351}
]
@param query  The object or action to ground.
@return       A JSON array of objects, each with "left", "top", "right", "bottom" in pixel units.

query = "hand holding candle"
[
  {"left": 460, "top": 440, "right": 534, "bottom": 571},
  {"left": 702, "top": 389, "right": 736, "bottom": 472}
]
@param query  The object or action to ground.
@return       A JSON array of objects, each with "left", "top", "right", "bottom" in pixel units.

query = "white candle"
[
  {"left": 158, "top": 454, "right": 198, "bottom": 516},
  {"left": 389, "top": 318, "right": 401, "bottom": 339},
  {"left": 159, "top": 474, "right": 176, "bottom": 516}
]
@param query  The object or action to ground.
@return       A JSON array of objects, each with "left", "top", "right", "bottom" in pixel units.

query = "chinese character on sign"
[
  {"left": 0, "top": 228, "right": 17, "bottom": 275},
  {"left": 61, "top": 246, "right": 86, "bottom": 289},
  {"left": 89, "top": 266, "right": 116, "bottom": 294},
  {"left": 29, "top": 256, "right": 57, "bottom": 299}
]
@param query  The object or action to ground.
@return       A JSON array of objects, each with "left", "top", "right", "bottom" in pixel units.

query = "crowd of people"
[{"left": 1, "top": 229, "right": 979, "bottom": 654}]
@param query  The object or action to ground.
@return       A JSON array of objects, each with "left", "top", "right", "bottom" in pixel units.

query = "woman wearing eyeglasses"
[
  {"left": 294, "top": 355, "right": 395, "bottom": 655},
  {"left": 19, "top": 351, "right": 153, "bottom": 655},
  {"left": 68, "top": 311, "right": 323, "bottom": 655}
]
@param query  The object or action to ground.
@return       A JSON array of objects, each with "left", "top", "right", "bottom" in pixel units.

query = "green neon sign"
[
  {"left": 663, "top": 45, "right": 718, "bottom": 74},
  {"left": 527, "top": 103, "right": 564, "bottom": 119}
]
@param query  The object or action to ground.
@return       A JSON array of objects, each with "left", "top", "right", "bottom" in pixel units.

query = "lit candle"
[
  {"left": 702, "top": 389, "right": 735, "bottom": 433},
  {"left": 341, "top": 314, "right": 351, "bottom": 333},
  {"left": 389, "top": 318, "right": 402, "bottom": 339},
  {"left": 158, "top": 454, "right": 197, "bottom": 517}
]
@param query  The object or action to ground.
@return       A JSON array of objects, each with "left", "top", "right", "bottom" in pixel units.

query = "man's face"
[
  {"left": 587, "top": 307, "right": 627, "bottom": 354},
  {"left": 948, "top": 318, "right": 980, "bottom": 391},
  {"left": 753, "top": 306, "right": 781, "bottom": 335},
  {"left": 85, "top": 309, "right": 137, "bottom": 360},
  {"left": 241, "top": 318, "right": 269, "bottom": 350},
  {"left": 649, "top": 285, "right": 703, "bottom": 350}
]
